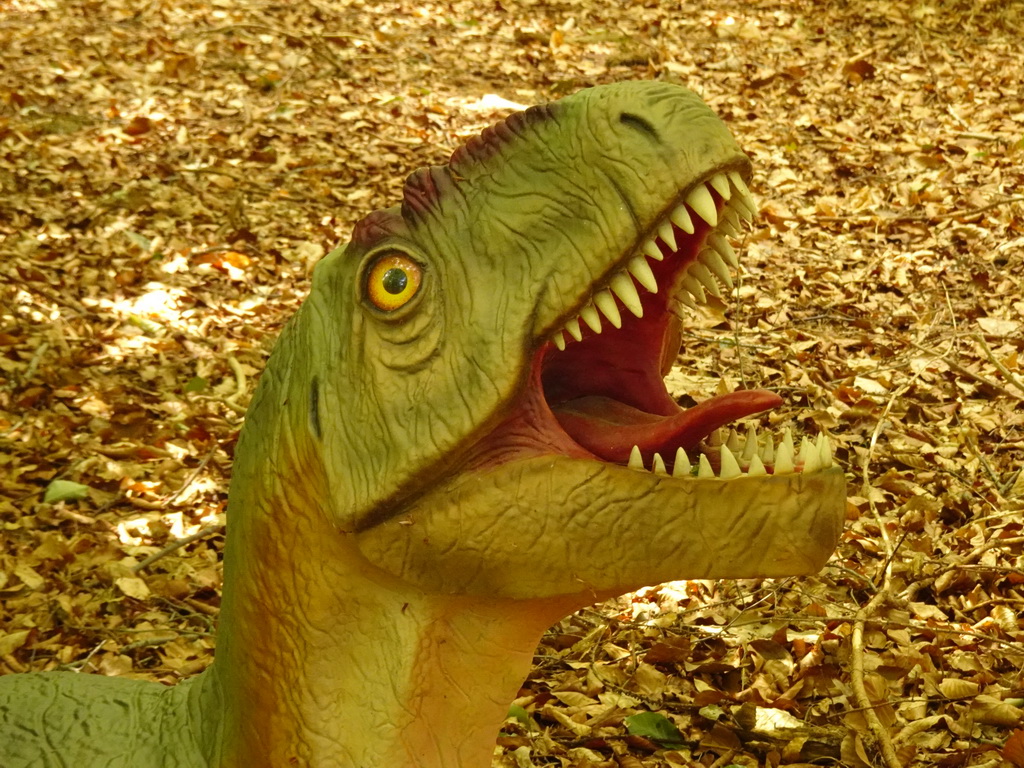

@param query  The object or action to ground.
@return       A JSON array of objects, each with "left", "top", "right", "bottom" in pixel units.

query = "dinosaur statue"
[{"left": 0, "top": 81, "right": 846, "bottom": 768}]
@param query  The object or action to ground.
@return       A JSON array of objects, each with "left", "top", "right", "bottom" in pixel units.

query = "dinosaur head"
[{"left": 290, "top": 81, "right": 844, "bottom": 600}]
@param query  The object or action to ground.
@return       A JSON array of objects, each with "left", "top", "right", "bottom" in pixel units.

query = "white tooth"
[
  {"left": 743, "top": 423, "right": 758, "bottom": 461},
  {"left": 728, "top": 171, "right": 755, "bottom": 213},
  {"left": 708, "top": 429, "right": 723, "bottom": 446},
  {"left": 677, "top": 291, "right": 697, "bottom": 310},
  {"left": 726, "top": 429, "right": 741, "bottom": 453},
  {"left": 728, "top": 171, "right": 749, "bottom": 196},
  {"left": 719, "top": 218, "right": 740, "bottom": 237},
  {"left": 653, "top": 452, "right": 668, "bottom": 476},
  {"left": 782, "top": 428, "right": 795, "bottom": 459},
  {"left": 720, "top": 445, "right": 741, "bottom": 479},
  {"left": 681, "top": 274, "right": 706, "bottom": 303},
  {"left": 747, "top": 454, "right": 767, "bottom": 476},
  {"left": 775, "top": 438, "right": 795, "bottom": 474},
  {"left": 721, "top": 209, "right": 742, "bottom": 235},
  {"left": 817, "top": 434, "right": 833, "bottom": 468},
  {"left": 610, "top": 273, "right": 643, "bottom": 318},
  {"left": 736, "top": 193, "right": 758, "bottom": 221},
  {"left": 700, "top": 249, "right": 734, "bottom": 290},
  {"left": 552, "top": 331, "right": 566, "bottom": 351},
  {"left": 643, "top": 239, "right": 664, "bottom": 261},
  {"left": 628, "top": 445, "right": 644, "bottom": 470},
  {"left": 580, "top": 302, "right": 602, "bottom": 333},
  {"left": 690, "top": 263, "right": 722, "bottom": 298},
  {"left": 800, "top": 436, "right": 820, "bottom": 473},
  {"left": 759, "top": 434, "right": 775, "bottom": 465},
  {"left": 628, "top": 255, "right": 658, "bottom": 293},
  {"left": 673, "top": 447, "right": 692, "bottom": 477},
  {"left": 658, "top": 221, "right": 677, "bottom": 251},
  {"left": 698, "top": 453, "right": 715, "bottom": 478},
  {"left": 594, "top": 289, "right": 622, "bottom": 328},
  {"left": 686, "top": 184, "right": 718, "bottom": 227},
  {"left": 709, "top": 173, "right": 732, "bottom": 201},
  {"left": 708, "top": 234, "right": 738, "bottom": 269},
  {"left": 564, "top": 316, "right": 582, "bottom": 342},
  {"left": 670, "top": 203, "right": 695, "bottom": 234}
]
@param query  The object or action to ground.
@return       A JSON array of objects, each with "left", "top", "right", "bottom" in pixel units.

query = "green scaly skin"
[{"left": 0, "top": 81, "right": 846, "bottom": 768}]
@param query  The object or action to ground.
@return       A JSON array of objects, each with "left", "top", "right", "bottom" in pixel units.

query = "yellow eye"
[{"left": 366, "top": 254, "right": 422, "bottom": 311}]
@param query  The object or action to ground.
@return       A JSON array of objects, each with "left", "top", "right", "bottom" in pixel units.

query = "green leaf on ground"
[{"left": 624, "top": 711, "right": 685, "bottom": 748}]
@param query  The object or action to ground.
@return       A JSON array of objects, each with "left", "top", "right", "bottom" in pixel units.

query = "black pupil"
[{"left": 382, "top": 267, "right": 408, "bottom": 295}]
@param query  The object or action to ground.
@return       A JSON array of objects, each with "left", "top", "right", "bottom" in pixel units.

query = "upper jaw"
[
  {"left": 536, "top": 168, "right": 774, "bottom": 468},
  {"left": 544, "top": 167, "right": 757, "bottom": 354}
]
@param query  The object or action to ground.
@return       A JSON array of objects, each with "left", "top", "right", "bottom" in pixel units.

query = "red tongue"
[{"left": 552, "top": 390, "right": 783, "bottom": 462}]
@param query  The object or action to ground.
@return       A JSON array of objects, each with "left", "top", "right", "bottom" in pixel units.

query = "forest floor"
[{"left": 1, "top": 0, "right": 1023, "bottom": 766}]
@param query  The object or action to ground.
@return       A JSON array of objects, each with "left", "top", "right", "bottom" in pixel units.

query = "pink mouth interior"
[{"left": 540, "top": 196, "right": 780, "bottom": 468}]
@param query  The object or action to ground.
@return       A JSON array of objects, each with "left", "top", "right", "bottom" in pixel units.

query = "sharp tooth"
[
  {"left": 628, "top": 255, "right": 658, "bottom": 293},
  {"left": 643, "top": 239, "right": 664, "bottom": 261},
  {"left": 681, "top": 274, "right": 706, "bottom": 303},
  {"left": 782, "top": 428, "right": 795, "bottom": 459},
  {"left": 759, "top": 434, "right": 775, "bottom": 465},
  {"left": 721, "top": 209, "right": 742, "bottom": 235},
  {"left": 594, "top": 289, "right": 622, "bottom": 328},
  {"left": 709, "top": 173, "right": 732, "bottom": 201},
  {"left": 708, "top": 429, "right": 723, "bottom": 446},
  {"left": 708, "top": 234, "right": 738, "bottom": 269},
  {"left": 727, "top": 171, "right": 757, "bottom": 216},
  {"left": 726, "top": 429, "right": 741, "bottom": 453},
  {"left": 677, "top": 291, "right": 697, "bottom": 310},
  {"left": 817, "top": 434, "right": 833, "bottom": 468},
  {"left": 743, "top": 423, "right": 758, "bottom": 461},
  {"left": 610, "top": 273, "right": 643, "bottom": 318},
  {"left": 653, "top": 452, "right": 668, "bottom": 476},
  {"left": 720, "top": 445, "right": 741, "bottom": 479},
  {"left": 736, "top": 193, "right": 758, "bottom": 220},
  {"left": 673, "top": 447, "right": 692, "bottom": 477},
  {"left": 686, "top": 184, "right": 718, "bottom": 227},
  {"left": 670, "top": 203, "right": 695, "bottom": 234},
  {"left": 728, "top": 171, "right": 749, "bottom": 195},
  {"left": 563, "top": 316, "right": 582, "bottom": 342},
  {"left": 580, "top": 302, "right": 602, "bottom": 333},
  {"left": 697, "top": 453, "right": 715, "bottom": 478},
  {"left": 552, "top": 331, "right": 566, "bottom": 351},
  {"left": 800, "top": 436, "right": 821, "bottom": 473},
  {"left": 700, "top": 248, "right": 734, "bottom": 290},
  {"left": 747, "top": 454, "right": 767, "bottom": 476},
  {"left": 628, "top": 445, "right": 644, "bottom": 470},
  {"left": 658, "top": 221, "right": 677, "bottom": 251},
  {"left": 775, "top": 438, "right": 795, "bottom": 474},
  {"left": 690, "top": 263, "right": 722, "bottom": 298}
]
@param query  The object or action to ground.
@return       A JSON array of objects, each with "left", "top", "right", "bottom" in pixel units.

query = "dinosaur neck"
[{"left": 205, "top": 419, "right": 575, "bottom": 767}]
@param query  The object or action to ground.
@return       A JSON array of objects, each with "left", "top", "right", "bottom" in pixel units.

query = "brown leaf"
[
  {"left": 123, "top": 116, "right": 153, "bottom": 136},
  {"left": 1003, "top": 729, "right": 1024, "bottom": 767}
]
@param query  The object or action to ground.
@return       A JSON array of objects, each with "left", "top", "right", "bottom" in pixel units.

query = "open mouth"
[{"left": 477, "top": 169, "right": 833, "bottom": 480}]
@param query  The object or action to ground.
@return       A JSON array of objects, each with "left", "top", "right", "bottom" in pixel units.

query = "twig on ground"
[
  {"left": 909, "top": 340, "right": 1022, "bottom": 400},
  {"left": 973, "top": 332, "right": 1024, "bottom": 397},
  {"left": 225, "top": 355, "right": 247, "bottom": 404},
  {"left": 850, "top": 591, "right": 902, "bottom": 768},
  {"left": 132, "top": 525, "right": 224, "bottom": 573},
  {"left": 161, "top": 444, "right": 219, "bottom": 506},
  {"left": 808, "top": 195, "right": 1024, "bottom": 225},
  {"left": 851, "top": 386, "right": 906, "bottom": 768}
]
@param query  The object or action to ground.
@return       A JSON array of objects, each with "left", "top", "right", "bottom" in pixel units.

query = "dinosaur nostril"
[{"left": 618, "top": 112, "right": 660, "bottom": 141}]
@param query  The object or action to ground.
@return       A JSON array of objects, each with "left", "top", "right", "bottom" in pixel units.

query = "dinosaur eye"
[{"left": 365, "top": 253, "right": 422, "bottom": 311}]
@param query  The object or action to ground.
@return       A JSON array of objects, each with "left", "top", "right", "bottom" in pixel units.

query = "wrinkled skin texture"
[{"left": 0, "top": 82, "right": 846, "bottom": 768}]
